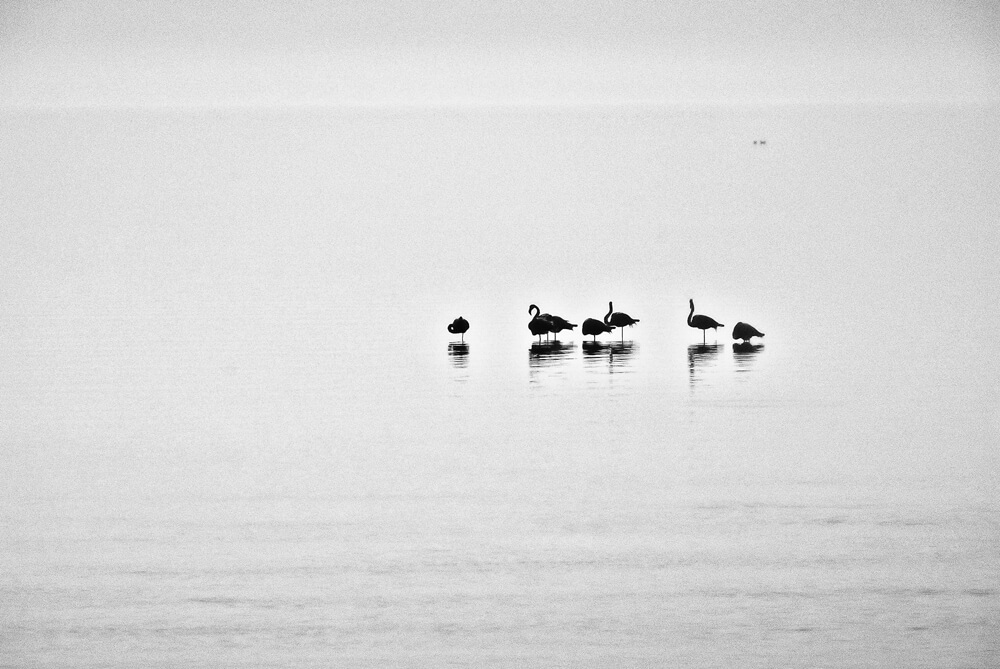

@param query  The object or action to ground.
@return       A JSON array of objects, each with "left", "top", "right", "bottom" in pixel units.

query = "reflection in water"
[
  {"left": 448, "top": 342, "right": 469, "bottom": 369},
  {"left": 688, "top": 343, "right": 723, "bottom": 387},
  {"left": 529, "top": 341, "right": 575, "bottom": 384},
  {"left": 529, "top": 341, "right": 574, "bottom": 368},
  {"left": 582, "top": 341, "right": 610, "bottom": 358},
  {"left": 609, "top": 342, "right": 637, "bottom": 373},
  {"left": 733, "top": 342, "right": 764, "bottom": 372},
  {"left": 582, "top": 341, "right": 637, "bottom": 374}
]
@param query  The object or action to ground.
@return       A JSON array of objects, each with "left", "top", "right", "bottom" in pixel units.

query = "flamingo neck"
[
  {"left": 687, "top": 301, "right": 695, "bottom": 326},
  {"left": 604, "top": 302, "right": 613, "bottom": 324}
]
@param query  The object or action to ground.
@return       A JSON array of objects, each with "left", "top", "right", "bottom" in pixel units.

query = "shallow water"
[{"left": 0, "top": 103, "right": 998, "bottom": 667}]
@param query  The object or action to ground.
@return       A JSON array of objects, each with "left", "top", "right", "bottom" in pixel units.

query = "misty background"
[{"left": 1, "top": 2, "right": 998, "bottom": 667}]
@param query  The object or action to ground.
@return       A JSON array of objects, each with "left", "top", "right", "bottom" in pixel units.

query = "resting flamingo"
[
  {"left": 581, "top": 318, "right": 615, "bottom": 342},
  {"left": 732, "top": 321, "right": 764, "bottom": 342},
  {"left": 447, "top": 317, "right": 469, "bottom": 342},
  {"left": 547, "top": 315, "right": 577, "bottom": 340}
]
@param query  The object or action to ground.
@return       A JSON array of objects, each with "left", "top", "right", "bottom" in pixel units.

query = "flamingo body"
[
  {"left": 528, "top": 304, "right": 553, "bottom": 342},
  {"left": 732, "top": 321, "right": 764, "bottom": 342},
  {"left": 581, "top": 317, "right": 615, "bottom": 341},
  {"left": 447, "top": 316, "right": 470, "bottom": 342},
  {"left": 604, "top": 302, "right": 639, "bottom": 342},
  {"left": 547, "top": 315, "right": 578, "bottom": 338},
  {"left": 687, "top": 299, "right": 723, "bottom": 343}
]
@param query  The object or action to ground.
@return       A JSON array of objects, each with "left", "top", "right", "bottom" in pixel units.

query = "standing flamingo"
[
  {"left": 581, "top": 318, "right": 615, "bottom": 342},
  {"left": 447, "top": 316, "right": 469, "bottom": 342},
  {"left": 732, "top": 322, "right": 765, "bottom": 342},
  {"left": 547, "top": 315, "right": 578, "bottom": 340},
  {"left": 604, "top": 302, "right": 639, "bottom": 342},
  {"left": 688, "top": 299, "right": 723, "bottom": 343},
  {"left": 528, "top": 304, "right": 553, "bottom": 343}
]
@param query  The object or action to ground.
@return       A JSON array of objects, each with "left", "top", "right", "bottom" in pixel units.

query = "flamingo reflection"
[
  {"left": 583, "top": 341, "right": 637, "bottom": 373},
  {"left": 688, "top": 343, "right": 723, "bottom": 387},
  {"left": 732, "top": 342, "right": 764, "bottom": 373},
  {"left": 528, "top": 341, "right": 575, "bottom": 384},
  {"left": 448, "top": 342, "right": 469, "bottom": 369},
  {"left": 529, "top": 341, "right": 575, "bottom": 368}
]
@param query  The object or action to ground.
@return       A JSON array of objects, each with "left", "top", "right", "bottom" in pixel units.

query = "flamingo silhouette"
[
  {"left": 528, "top": 304, "right": 553, "bottom": 343},
  {"left": 604, "top": 302, "right": 639, "bottom": 342},
  {"left": 447, "top": 316, "right": 469, "bottom": 342},
  {"left": 688, "top": 299, "right": 723, "bottom": 343},
  {"left": 581, "top": 317, "right": 615, "bottom": 342},
  {"left": 732, "top": 321, "right": 764, "bottom": 342},
  {"left": 547, "top": 314, "right": 578, "bottom": 340}
]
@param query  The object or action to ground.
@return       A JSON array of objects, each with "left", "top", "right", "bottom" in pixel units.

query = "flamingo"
[
  {"left": 528, "top": 304, "right": 553, "bottom": 343},
  {"left": 537, "top": 309, "right": 556, "bottom": 341},
  {"left": 604, "top": 302, "right": 639, "bottom": 342},
  {"left": 447, "top": 316, "right": 469, "bottom": 342},
  {"left": 732, "top": 321, "right": 765, "bottom": 342},
  {"left": 581, "top": 317, "right": 615, "bottom": 342},
  {"left": 547, "top": 315, "right": 578, "bottom": 340},
  {"left": 688, "top": 299, "right": 723, "bottom": 343}
]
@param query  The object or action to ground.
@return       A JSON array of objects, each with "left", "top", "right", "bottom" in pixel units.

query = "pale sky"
[{"left": 2, "top": 0, "right": 998, "bottom": 106}]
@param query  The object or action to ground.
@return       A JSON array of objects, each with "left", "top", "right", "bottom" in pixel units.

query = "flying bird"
[
  {"left": 732, "top": 321, "right": 765, "bottom": 342},
  {"left": 688, "top": 299, "right": 723, "bottom": 343},
  {"left": 581, "top": 317, "right": 615, "bottom": 342},
  {"left": 447, "top": 316, "right": 470, "bottom": 342},
  {"left": 604, "top": 302, "right": 639, "bottom": 342}
]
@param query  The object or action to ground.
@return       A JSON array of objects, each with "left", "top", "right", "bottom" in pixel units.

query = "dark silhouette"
[
  {"left": 733, "top": 342, "right": 764, "bottom": 358},
  {"left": 732, "top": 342, "right": 764, "bottom": 373},
  {"left": 528, "top": 340, "right": 574, "bottom": 373},
  {"left": 447, "top": 316, "right": 470, "bottom": 342},
  {"left": 448, "top": 342, "right": 469, "bottom": 368},
  {"left": 608, "top": 341, "right": 637, "bottom": 372},
  {"left": 582, "top": 340, "right": 636, "bottom": 373},
  {"left": 687, "top": 299, "right": 723, "bottom": 343},
  {"left": 604, "top": 302, "right": 639, "bottom": 342},
  {"left": 539, "top": 311, "right": 555, "bottom": 341},
  {"left": 732, "top": 321, "right": 765, "bottom": 342},
  {"left": 547, "top": 314, "right": 578, "bottom": 340},
  {"left": 581, "top": 317, "right": 615, "bottom": 342},
  {"left": 528, "top": 304, "right": 553, "bottom": 343},
  {"left": 688, "top": 343, "right": 722, "bottom": 364}
]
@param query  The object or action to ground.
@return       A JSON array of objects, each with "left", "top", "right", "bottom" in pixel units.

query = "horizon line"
[{"left": 2, "top": 97, "right": 998, "bottom": 112}]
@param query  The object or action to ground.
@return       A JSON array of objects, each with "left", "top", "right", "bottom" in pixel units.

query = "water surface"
[{"left": 1, "top": 103, "right": 997, "bottom": 667}]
